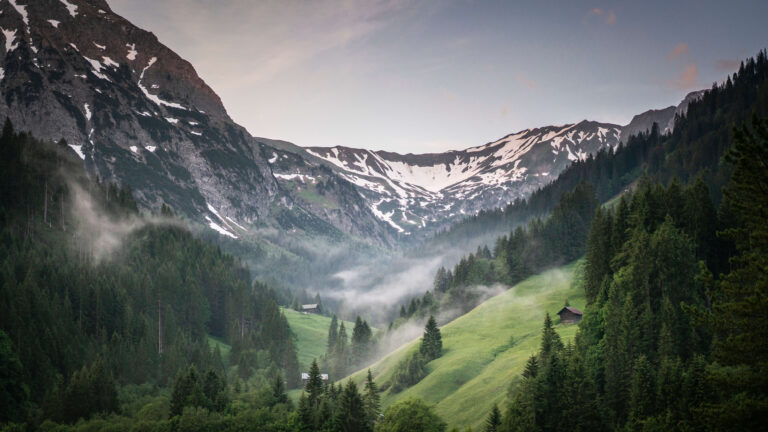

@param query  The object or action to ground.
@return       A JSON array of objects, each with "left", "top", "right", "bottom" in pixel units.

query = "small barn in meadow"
[
  {"left": 557, "top": 306, "right": 583, "bottom": 324},
  {"left": 301, "top": 304, "right": 320, "bottom": 314}
]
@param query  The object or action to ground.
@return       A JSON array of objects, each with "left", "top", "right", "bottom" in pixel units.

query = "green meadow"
[
  {"left": 346, "top": 261, "right": 584, "bottom": 430},
  {"left": 281, "top": 307, "right": 356, "bottom": 371}
]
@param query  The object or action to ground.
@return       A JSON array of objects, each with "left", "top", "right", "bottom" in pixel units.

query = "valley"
[{"left": 0, "top": 1, "right": 766, "bottom": 431}]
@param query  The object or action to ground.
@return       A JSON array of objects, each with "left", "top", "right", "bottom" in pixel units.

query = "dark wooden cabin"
[{"left": 557, "top": 306, "right": 583, "bottom": 324}]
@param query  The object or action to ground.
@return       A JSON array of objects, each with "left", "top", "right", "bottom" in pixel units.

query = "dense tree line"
[
  {"left": 296, "top": 361, "right": 381, "bottom": 432},
  {"left": 0, "top": 121, "right": 299, "bottom": 426},
  {"left": 493, "top": 114, "right": 768, "bottom": 431}
]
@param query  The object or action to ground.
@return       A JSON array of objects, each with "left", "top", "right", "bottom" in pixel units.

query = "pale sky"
[{"left": 109, "top": 0, "right": 767, "bottom": 154}]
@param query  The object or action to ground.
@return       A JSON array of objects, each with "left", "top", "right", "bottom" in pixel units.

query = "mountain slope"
[
  {"left": 346, "top": 262, "right": 583, "bottom": 430},
  {"left": 620, "top": 89, "right": 705, "bottom": 143},
  {"left": 0, "top": 0, "right": 394, "bottom": 246},
  {"left": 308, "top": 121, "right": 621, "bottom": 235}
]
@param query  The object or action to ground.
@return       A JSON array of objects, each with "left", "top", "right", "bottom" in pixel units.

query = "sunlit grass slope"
[
  {"left": 347, "top": 261, "right": 584, "bottom": 431},
  {"left": 281, "top": 307, "right": 356, "bottom": 370}
]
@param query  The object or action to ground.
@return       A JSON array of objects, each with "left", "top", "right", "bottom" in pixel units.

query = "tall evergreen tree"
[
  {"left": 351, "top": 316, "right": 373, "bottom": 366},
  {"left": 328, "top": 314, "right": 339, "bottom": 354},
  {"left": 484, "top": 404, "right": 502, "bottom": 432},
  {"left": 306, "top": 359, "right": 324, "bottom": 406},
  {"left": 363, "top": 369, "right": 381, "bottom": 429},
  {"left": 420, "top": 315, "right": 443, "bottom": 361},
  {"left": 334, "top": 380, "right": 370, "bottom": 432}
]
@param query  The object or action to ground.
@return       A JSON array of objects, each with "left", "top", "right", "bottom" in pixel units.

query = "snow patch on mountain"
[
  {"left": 137, "top": 57, "right": 188, "bottom": 110},
  {"left": 2, "top": 28, "right": 18, "bottom": 52},
  {"left": 308, "top": 121, "right": 622, "bottom": 234},
  {"left": 8, "top": 0, "right": 28, "bottom": 29},
  {"left": 125, "top": 43, "right": 137, "bottom": 60},
  {"left": 58, "top": 0, "right": 78, "bottom": 18},
  {"left": 68, "top": 144, "right": 85, "bottom": 160}
]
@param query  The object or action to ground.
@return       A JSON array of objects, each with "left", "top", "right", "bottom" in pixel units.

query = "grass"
[
  {"left": 207, "top": 335, "right": 232, "bottom": 365},
  {"left": 345, "top": 261, "right": 584, "bottom": 431},
  {"left": 281, "top": 308, "right": 356, "bottom": 371}
]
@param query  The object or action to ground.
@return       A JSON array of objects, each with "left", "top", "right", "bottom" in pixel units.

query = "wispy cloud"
[
  {"left": 588, "top": 8, "right": 616, "bottom": 25},
  {"left": 671, "top": 63, "right": 699, "bottom": 90},
  {"left": 665, "top": 43, "right": 698, "bottom": 90},
  {"left": 516, "top": 73, "right": 537, "bottom": 90},
  {"left": 667, "top": 43, "right": 690, "bottom": 61}
]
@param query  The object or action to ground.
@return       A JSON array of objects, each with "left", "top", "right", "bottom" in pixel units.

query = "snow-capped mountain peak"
[{"left": 307, "top": 120, "right": 622, "bottom": 235}]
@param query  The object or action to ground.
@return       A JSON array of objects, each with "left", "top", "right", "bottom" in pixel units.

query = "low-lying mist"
[{"left": 68, "top": 182, "right": 180, "bottom": 262}]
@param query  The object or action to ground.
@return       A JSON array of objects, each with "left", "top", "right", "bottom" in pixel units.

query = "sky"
[{"left": 108, "top": 0, "right": 768, "bottom": 154}]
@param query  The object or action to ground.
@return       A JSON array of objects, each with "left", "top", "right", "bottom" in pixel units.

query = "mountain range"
[{"left": 0, "top": 0, "right": 702, "bottom": 244}]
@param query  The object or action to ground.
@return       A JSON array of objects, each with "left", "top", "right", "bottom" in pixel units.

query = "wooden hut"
[{"left": 556, "top": 306, "right": 583, "bottom": 324}]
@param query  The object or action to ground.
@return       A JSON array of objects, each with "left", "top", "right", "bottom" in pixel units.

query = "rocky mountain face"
[
  {"left": 620, "top": 90, "right": 705, "bottom": 143},
  {"left": 308, "top": 90, "right": 705, "bottom": 236},
  {"left": 308, "top": 121, "right": 622, "bottom": 235},
  {"left": 0, "top": 0, "right": 394, "bottom": 245},
  {"left": 0, "top": 0, "right": 706, "bottom": 246}
]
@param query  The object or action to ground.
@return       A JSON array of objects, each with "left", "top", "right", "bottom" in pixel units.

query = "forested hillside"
[
  {"left": 489, "top": 53, "right": 768, "bottom": 431},
  {"left": 0, "top": 121, "right": 299, "bottom": 426}
]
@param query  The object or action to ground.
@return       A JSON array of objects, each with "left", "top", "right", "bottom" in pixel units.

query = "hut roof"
[{"left": 557, "top": 306, "right": 583, "bottom": 316}]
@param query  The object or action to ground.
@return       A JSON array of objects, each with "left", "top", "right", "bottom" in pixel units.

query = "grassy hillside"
[
  {"left": 282, "top": 308, "right": 356, "bottom": 371},
  {"left": 347, "top": 261, "right": 584, "bottom": 430}
]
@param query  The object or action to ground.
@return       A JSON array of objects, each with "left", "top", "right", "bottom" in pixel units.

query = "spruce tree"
[
  {"left": 522, "top": 355, "right": 538, "bottom": 380},
  {"left": 539, "top": 313, "right": 563, "bottom": 363},
  {"left": 484, "top": 404, "right": 502, "bottom": 432},
  {"left": 333, "top": 323, "right": 349, "bottom": 378},
  {"left": 328, "top": 315, "right": 339, "bottom": 354},
  {"left": 351, "top": 316, "right": 372, "bottom": 367},
  {"left": 306, "top": 359, "right": 324, "bottom": 406},
  {"left": 272, "top": 372, "right": 288, "bottom": 405},
  {"left": 363, "top": 369, "right": 381, "bottom": 429},
  {"left": 420, "top": 315, "right": 442, "bottom": 361},
  {"left": 297, "top": 392, "right": 315, "bottom": 432},
  {"left": 334, "top": 380, "right": 369, "bottom": 432}
]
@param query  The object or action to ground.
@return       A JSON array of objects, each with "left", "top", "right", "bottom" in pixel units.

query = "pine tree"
[
  {"left": 522, "top": 355, "right": 538, "bottom": 380},
  {"left": 333, "top": 323, "right": 349, "bottom": 378},
  {"left": 272, "top": 371, "right": 288, "bottom": 405},
  {"left": 328, "top": 314, "right": 339, "bottom": 354},
  {"left": 297, "top": 392, "right": 315, "bottom": 432},
  {"left": 351, "top": 316, "right": 372, "bottom": 367},
  {"left": 484, "top": 404, "right": 502, "bottom": 432},
  {"left": 334, "top": 380, "right": 370, "bottom": 432},
  {"left": 363, "top": 369, "right": 381, "bottom": 429},
  {"left": 420, "top": 315, "right": 443, "bottom": 361},
  {"left": 306, "top": 359, "right": 324, "bottom": 406},
  {"left": 539, "top": 313, "right": 563, "bottom": 363}
]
